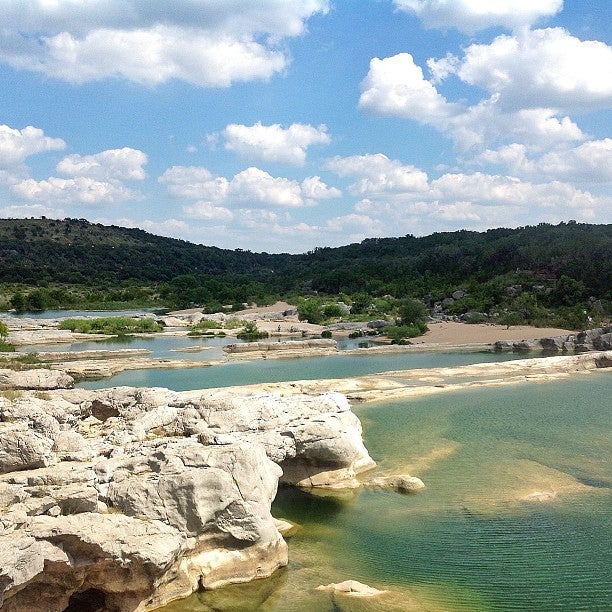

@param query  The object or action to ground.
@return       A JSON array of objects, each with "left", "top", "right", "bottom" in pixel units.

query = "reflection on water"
[{"left": 160, "top": 375, "right": 611, "bottom": 611}]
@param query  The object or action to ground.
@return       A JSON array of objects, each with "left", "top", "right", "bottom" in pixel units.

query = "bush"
[
  {"left": 0, "top": 340, "right": 15, "bottom": 352},
  {"left": 236, "top": 321, "right": 269, "bottom": 341},
  {"left": 321, "top": 330, "right": 332, "bottom": 338},
  {"left": 187, "top": 320, "right": 220, "bottom": 335},
  {"left": 58, "top": 317, "right": 162, "bottom": 335},
  {"left": 385, "top": 321, "right": 428, "bottom": 343},
  {"left": 398, "top": 298, "right": 428, "bottom": 326}
]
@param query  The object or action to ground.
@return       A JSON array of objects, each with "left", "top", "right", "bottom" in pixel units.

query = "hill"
[{"left": 0, "top": 218, "right": 610, "bottom": 326}]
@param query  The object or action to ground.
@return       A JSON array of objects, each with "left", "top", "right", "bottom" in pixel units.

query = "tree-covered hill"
[
  {"left": 0, "top": 217, "right": 291, "bottom": 284},
  {"left": 0, "top": 218, "right": 610, "bottom": 324}
]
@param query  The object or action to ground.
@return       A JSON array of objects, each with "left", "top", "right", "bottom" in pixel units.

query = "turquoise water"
[
  {"left": 160, "top": 374, "right": 611, "bottom": 611},
  {"left": 77, "top": 349, "right": 519, "bottom": 391},
  {"left": 27, "top": 334, "right": 236, "bottom": 362}
]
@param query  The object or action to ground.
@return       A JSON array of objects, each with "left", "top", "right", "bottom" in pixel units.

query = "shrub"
[
  {"left": 321, "top": 330, "right": 332, "bottom": 338},
  {"left": 187, "top": 320, "right": 220, "bottom": 335},
  {"left": 236, "top": 321, "right": 269, "bottom": 341},
  {"left": 385, "top": 322, "right": 428, "bottom": 343},
  {"left": 59, "top": 317, "right": 162, "bottom": 335}
]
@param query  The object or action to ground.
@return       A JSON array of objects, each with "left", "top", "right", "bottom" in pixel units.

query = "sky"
[{"left": 0, "top": 0, "right": 610, "bottom": 254}]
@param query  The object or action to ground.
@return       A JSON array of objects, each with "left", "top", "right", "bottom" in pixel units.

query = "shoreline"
[{"left": 197, "top": 351, "right": 612, "bottom": 404}]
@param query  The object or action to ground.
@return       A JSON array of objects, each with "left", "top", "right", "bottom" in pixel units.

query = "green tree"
[
  {"left": 297, "top": 298, "right": 323, "bottom": 324},
  {"left": 398, "top": 298, "right": 428, "bottom": 326},
  {"left": 10, "top": 292, "right": 26, "bottom": 312}
]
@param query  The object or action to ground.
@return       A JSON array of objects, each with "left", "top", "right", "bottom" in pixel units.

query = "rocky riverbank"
[{"left": 0, "top": 385, "right": 374, "bottom": 611}]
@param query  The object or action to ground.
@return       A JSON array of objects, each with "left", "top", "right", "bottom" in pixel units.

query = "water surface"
[
  {"left": 160, "top": 374, "right": 611, "bottom": 611},
  {"left": 77, "top": 349, "right": 519, "bottom": 391}
]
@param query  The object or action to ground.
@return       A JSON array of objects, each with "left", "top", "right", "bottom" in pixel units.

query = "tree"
[{"left": 398, "top": 298, "right": 428, "bottom": 326}]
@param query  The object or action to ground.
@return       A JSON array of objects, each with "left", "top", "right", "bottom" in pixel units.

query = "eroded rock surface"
[{"left": 0, "top": 386, "right": 373, "bottom": 611}]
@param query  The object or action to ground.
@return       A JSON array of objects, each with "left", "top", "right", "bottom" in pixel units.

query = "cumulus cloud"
[
  {"left": 160, "top": 165, "right": 340, "bottom": 210},
  {"left": 328, "top": 153, "right": 606, "bottom": 234},
  {"left": 0, "top": 203, "right": 65, "bottom": 219},
  {"left": 359, "top": 53, "right": 461, "bottom": 125},
  {"left": 454, "top": 28, "right": 612, "bottom": 112},
  {"left": 0, "top": 124, "right": 65, "bottom": 168},
  {"left": 159, "top": 166, "right": 229, "bottom": 200},
  {"left": 359, "top": 41, "right": 595, "bottom": 152},
  {"left": 477, "top": 139, "right": 612, "bottom": 183},
  {"left": 56, "top": 147, "right": 148, "bottom": 180},
  {"left": 325, "top": 153, "right": 429, "bottom": 194},
  {"left": 0, "top": 1, "right": 329, "bottom": 86},
  {"left": 229, "top": 167, "right": 305, "bottom": 207},
  {"left": 394, "top": 0, "right": 562, "bottom": 32},
  {"left": 223, "top": 122, "right": 331, "bottom": 166},
  {"left": 301, "top": 176, "right": 342, "bottom": 200},
  {"left": 183, "top": 201, "right": 234, "bottom": 221},
  {"left": 11, "top": 176, "right": 142, "bottom": 205}
]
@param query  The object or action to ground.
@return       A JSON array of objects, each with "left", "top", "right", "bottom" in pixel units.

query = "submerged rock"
[
  {"left": 0, "top": 385, "right": 374, "bottom": 611},
  {"left": 316, "top": 579, "right": 388, "bottom": 597},
  {"left": 366, "top": 474, "right": 425, "bottom": 493}
]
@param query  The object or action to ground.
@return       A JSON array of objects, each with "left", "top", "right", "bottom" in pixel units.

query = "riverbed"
[
  {"left": 158, "top": 374, "right": 611, "bottom": 611},
  {"left": 69, "top": 338, "right": 611, "bottom": 612}
]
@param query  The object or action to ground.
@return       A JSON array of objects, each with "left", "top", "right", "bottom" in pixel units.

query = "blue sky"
[{"left": 0, "top": 0, "right": 610, "bottom": 253}]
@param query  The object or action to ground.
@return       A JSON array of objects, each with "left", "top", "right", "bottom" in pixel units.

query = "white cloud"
[
  {"left": 10, "top": 176, "right": 141, "bottom": 205},
  {"left": 359, "top": 53, "right": 461, "bottom": 124},
  {"left": 394, "top": 0, "right": 562, "bottom": 32},
  {"left": 0, "top": 124, "right": 65, "bottom": 168},
  {"left": 160, "top": 165, "right": 340, "bottom": 209},
  {"left": 359, "top": 49, "right": 589, "bottom": 152},
  {"left": 0, "top": 203, "right": 65, "bottom": 219},
  {"left": 455, "top": 28, "right": 612, "bottom": 112},
  {"left": 159, "top": 166, "right": 229, "bottom": 200},
  {"left": 229, "top": 167, "right": 304, "bottom": 207},
  {"left": 301, "top": 176, "right": 342, "bottom": 200},
  {"left": 450, "top": 103, "right": 585, "bottom": 152},
  {"left": 325, "top": 153, "right": 429, "bottom": 194},
  {"left": 0, "top": 1, "right": 329, "bottom": 86},
  {"left": 140, "top": 218, "right": 191, "bottom": 238},
  {"left": 223, "top": 122, "right": 331, "bottom": 166},
  {"left": 183, "top": 201, "right": 234, "bottom": 221},
  {"left": 477, "top": 139, "right": 612, "bottom": 183},
  {"left": 56, "top": 147, "right": 148, "bottom": 180},
  {"left": 325, "top": 213, "right": 385, "bottom": 235}
]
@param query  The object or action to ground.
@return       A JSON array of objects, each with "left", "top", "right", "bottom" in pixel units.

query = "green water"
[
  {"left": 77, "top": 350, "right": 519, "bottom": 391},
  {"left": 161, "top": 373, "right": 611, "bottom": 611}
]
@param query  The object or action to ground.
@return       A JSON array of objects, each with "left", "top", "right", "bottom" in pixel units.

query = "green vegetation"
[
  {"left": 187, "top": 319, "right": 227, "bottom": 337},
  {"left": 58, "top": 317, "right": 162, "bottom": 335},
  {"left": 236, "top": 321, "right": 269, "bottom": 341},
  {"left": 0, "top": 353, "right": 45, "bottom": 370},
  {"left": 0, "top": 320, "right": 11, "bottom": 351},
  {"left": 0, "top": 218, "right": 609, "bottom": 331}
]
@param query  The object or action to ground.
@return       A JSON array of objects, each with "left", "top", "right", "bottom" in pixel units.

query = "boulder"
[
  {"left": 0, "top": 385, "right": 373, "bottom": 610},
  {"left": 366, "top": 474, "right": 425, "bottom": 493},
  {"left": 316, "top": 580, "right": 388, "bottom": 597},
  {"left": 0, "top": 368, "right": 74, "bottom": 390}
]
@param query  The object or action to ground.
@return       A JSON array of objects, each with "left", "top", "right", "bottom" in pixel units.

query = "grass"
[{"left": 0, "top": 352, "right": 46, "bottom": 370}]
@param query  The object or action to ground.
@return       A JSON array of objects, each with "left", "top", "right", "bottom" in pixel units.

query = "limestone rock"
[
  {"left": 0, "top": 425, "right": 55, "bottom": 474},
  {"left": 367, "top": 474, "right": 425, "bottom": 493},
  {"left": 0, "top": 368, "right": 74, "bottom": 390},
  {"left": 316, "top": 579, "right": 388, "bottom": 597},
  {"left": 0, "top": 384, "right": 371, "bottom": 610}
]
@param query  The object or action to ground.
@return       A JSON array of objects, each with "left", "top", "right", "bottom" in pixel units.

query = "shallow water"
[
  {"left": 160, "top": 374, "right": 611, "bottom": 611},
  {"left": 77, "top": 349, "right": 519, "bottom": 391}
]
